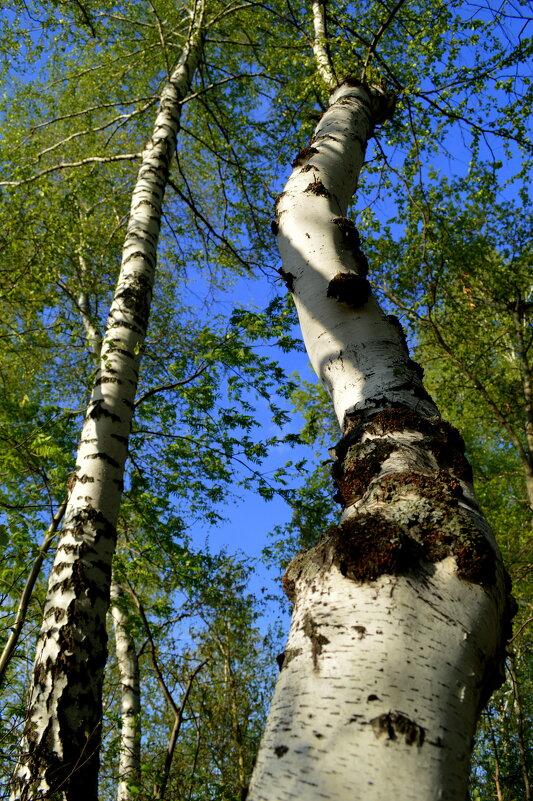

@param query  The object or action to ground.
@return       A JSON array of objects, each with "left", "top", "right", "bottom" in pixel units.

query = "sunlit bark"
[{"left": 249, "top": 81, "right": 513, "bottom": 801}]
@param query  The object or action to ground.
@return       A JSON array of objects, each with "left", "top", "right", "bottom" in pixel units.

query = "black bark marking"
[
  {"left": 87, "top": 399, "right": 121, "bottom": 422},
  {"left": 370, "top": 711, "right": 425, "bottom": 746},
  {"left": 303, "top": 614, "right": 330, "bottom": 670},
  {"left": 331, "top": 78, "right": 396, "bottom": 125},
  {"left": 108, "top": 319, "right": 144, "bottom": 334},
  {"left": 104, "top": 346, "right": 136, "bottom": 360},
  {"left": 84, "top": 452, "right": 121, "bottom": 468},
  {"left": 292, "top": 146, "right": 319, "bottom": 168},
  {"left": 278, "top": 268, "right": 296, "bottom": 292},
  {"left": 110, "top": 433, "right": 128, "bottom": 445},
  {"left": 94, "top": 376, "right": 122, "bottom": 386},
  {"left": 353, "top": 625, "right": 367, "bottom": 639},
  {"left": 305, "top": 180, "right": 330, "bottom": 197},
  {"left": 115, "top": 273, "right": 152, "bottom": 323},
  {"left": 271, "top": 219, "right": 279, "bottom": 235},
  {"left": 122, "top": 249, "right": 155, "bottom": 269},
  {"left": 276, "top": 648, "right": 302, "bottom": 671},
  {"left": 367, "top": 694, "right": 380, "bottom": 702},
  {"left": 386, "top": 314, "right": 409, "bottom": 353},
  {"left": 274, "top": 745, "right": 289, "bottom": 758},
  {"left": 274, "top": 192, "right": 286, "bottom": 212},
  {"left": 22, "top": 505, "right": 116, "bottom": 799},
  {"left": 310, "top": 134, "right": 340, "bottom": 145},
  {"left": 327, "top": 272, "right": 371, "bottom": 308},
  {"left": 332, "top": 216, "right": 369, "bottom": 275}
]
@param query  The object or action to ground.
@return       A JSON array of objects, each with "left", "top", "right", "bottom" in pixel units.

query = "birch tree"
[
  {"left": 3, "top": 0, "right": 300, "bottom": 794},
  {"left": 368, "top": 174, "right": 533, "bottom": 800},
  {"left": 8, "top": 3, "right": 207, "bottom": 796},
  {"left": 110, "top": 581, "right": 142, "bottom": 801},
  {"left": 248, "top": 4, "right": 521, "bottom": 800}
]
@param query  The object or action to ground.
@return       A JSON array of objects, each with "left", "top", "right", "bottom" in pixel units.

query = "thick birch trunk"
[
  {"left": 10, "top": 5, "right": 204, "bottom": 799},
  {"left": 249, "top": 82, "right": 514, "bottom": 801},
  {"left": 110, "top": 582, "right": 141, "bottom": 801}
]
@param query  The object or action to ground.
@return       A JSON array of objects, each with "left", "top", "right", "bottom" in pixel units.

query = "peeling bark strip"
[
  {"left": 10, "top": 5, "right": 205, "bottom": 800},
  {"left": 248, "top": 80, "right": 512, "bottom": 801}
]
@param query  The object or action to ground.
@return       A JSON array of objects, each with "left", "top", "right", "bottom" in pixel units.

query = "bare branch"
[
  {"left": 0, "top": 153, "right": 142, "bottom": 188},
  {"left": 147, "top": 0, "right": 172, "bottom": 78},
  {"left": 126, "top": 583, "right": 206, "bottom": 801},
  {"left": 167, "top": 176, "right": 255, "bottom": 272},
  {"left": 361, "top": 0, "right": 408, "bottom": 82},
  {"left": 73, "top": 0, "right": 97, "bottom": 36},
  {"left": 35, "top": 99, "right": 157, "bottom": 161},
  {"left": 28, "top": 97, "right": 157, "bottom": 135},
  {"left": 134, "top": 363, "right": 212, "bottom": 407}
]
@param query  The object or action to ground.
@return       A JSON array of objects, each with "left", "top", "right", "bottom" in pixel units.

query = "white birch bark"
[
  {"left": 110, "top": 582, "right": 141, "bottom": 801},
  {"left": 311, "top": 0, "right": 336, "bottom": 88},
  {"left": 249, "top": 82, "right": 514, "bottom": 801},
  {"left": 10, "top": 4, "right": 205, "bottom": 799}
]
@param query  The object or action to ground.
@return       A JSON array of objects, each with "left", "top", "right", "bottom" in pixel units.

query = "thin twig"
[
  {"left": 0, "top": 153, "right": 141, "bottom": 188},
  {"left": 361, "top": 0, "right": 408, "bottom": 81}
]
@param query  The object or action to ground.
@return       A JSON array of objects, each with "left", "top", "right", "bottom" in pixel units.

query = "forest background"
[{"left": 0, "top": 0, "right": 531, "bottom": 798}]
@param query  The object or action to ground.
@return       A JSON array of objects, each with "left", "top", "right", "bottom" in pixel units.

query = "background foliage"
[{"left": 0, "top": 0, "right": 531, "bottom": 798}]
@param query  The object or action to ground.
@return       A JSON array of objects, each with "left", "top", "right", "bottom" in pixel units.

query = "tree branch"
[
  {"left": 311, "top": 0, "right": 337, "bottom": 89},
  {"left": 360, "top": 0, "right": 408, "bottom": 82},
  {"left": 126, "top": 583, "right": 206, "bottom": 801},
  {"left": 0, "top": 153, "right": 142, "bottom": 188}
]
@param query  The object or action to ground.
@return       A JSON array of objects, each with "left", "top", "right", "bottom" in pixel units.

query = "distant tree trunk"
[
  {"left": 248, "top": 81, "right": 515, "bottom": 801},
  {"left": 110, "top": 581, "right": 141, "bottom": 801},
  {"left": 9, "top": 3, "right": 205, "bottom": 798}
]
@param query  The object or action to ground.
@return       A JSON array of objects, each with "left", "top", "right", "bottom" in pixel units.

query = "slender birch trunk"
[
  {"left": 10, "top": 4, "right": 205, "bottom": 798},
  {"left": 248, "top": 81, "right": 515, "bottom": 801},
  {"left": 110, "top": 582, "right": 141, "bottom": 801}
]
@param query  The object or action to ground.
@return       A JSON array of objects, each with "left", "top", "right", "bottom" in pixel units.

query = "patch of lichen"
[
  {"left": 331, "top": 439, "right": 396, "bottom": 506},
  {"left": 450, "top": 518, "right": 496, "bottom": 584},
  {"left": 425, "top": 436, "right": 473, "bottom": 483},
  {"left": 361, "top": 469, "right": 496, "bottom": 584},
  {"left": 418, "top": 528, "right": 452, "bottom": 562},
  {"left": 374, "top": 469, "right": 464, "bottom": 505},
  {"left": 398, "top": 487, "right": 496, "bottom": 584},
  {"left": 325, "top": 514, "right": 411, "bottom": 582}
]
